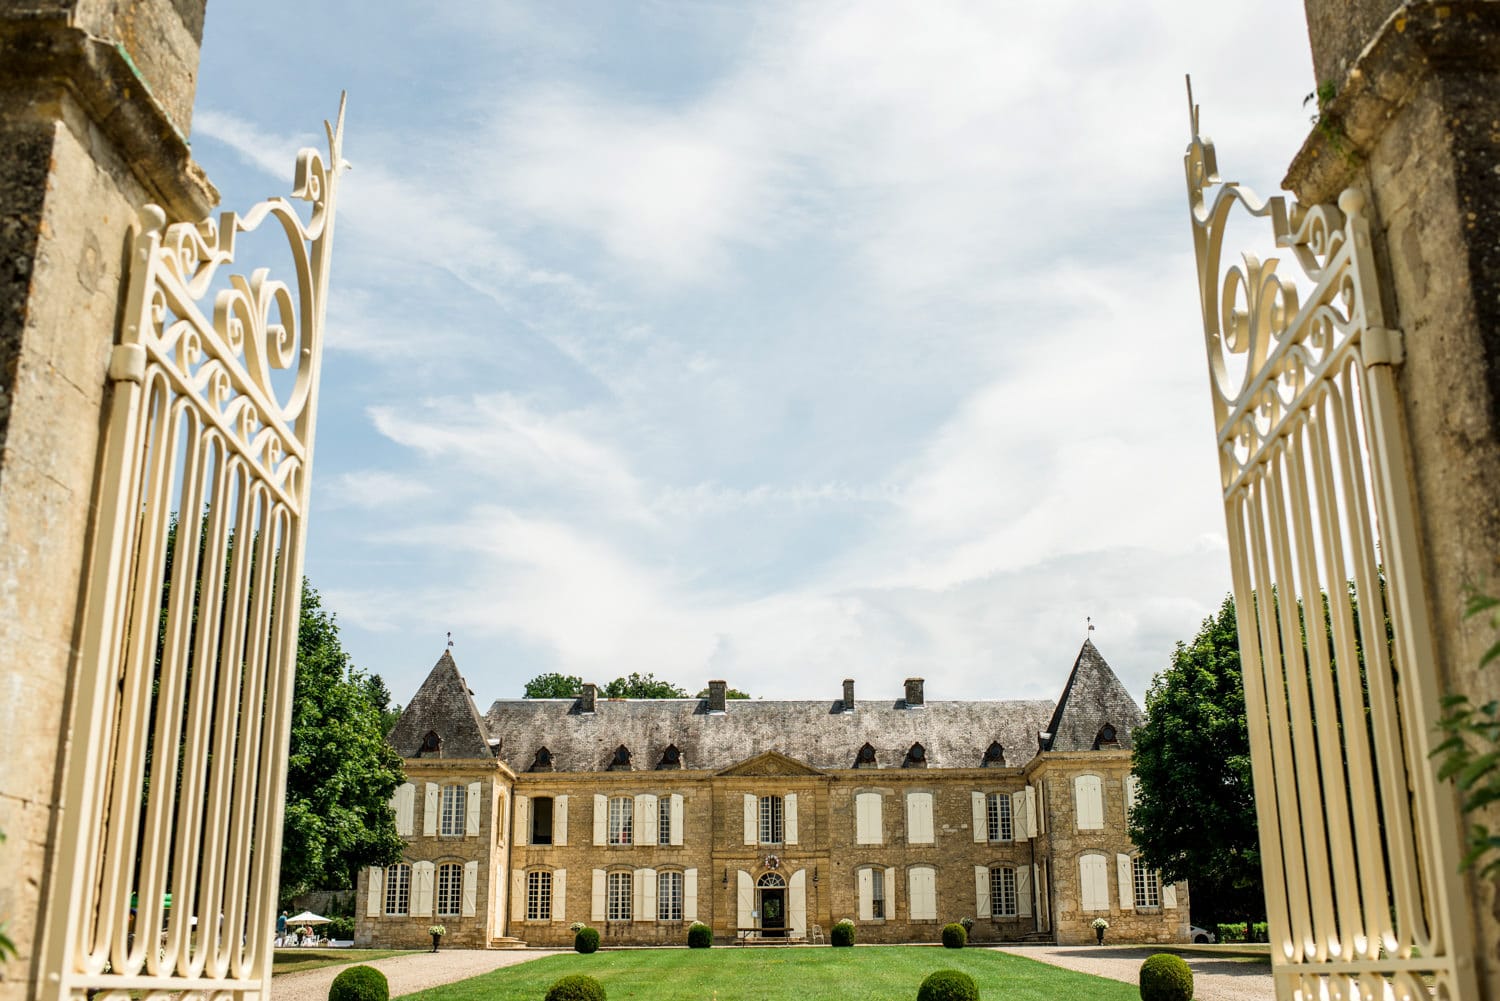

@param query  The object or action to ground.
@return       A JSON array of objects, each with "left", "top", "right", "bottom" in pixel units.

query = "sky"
[{"left": 190, "top": 1, "right": 1317, "bottom": 711}]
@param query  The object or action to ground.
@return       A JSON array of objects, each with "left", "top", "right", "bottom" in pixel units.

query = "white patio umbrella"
[{"left": 286, "top": 911, "right": 331, "bottom": 925}]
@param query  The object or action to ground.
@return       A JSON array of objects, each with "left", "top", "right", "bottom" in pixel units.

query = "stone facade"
[{"left": 356, "top": 643, "right": 1188, "bottom": 949}]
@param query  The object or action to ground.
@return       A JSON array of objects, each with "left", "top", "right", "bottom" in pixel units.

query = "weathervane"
[
  {"left": 1087, "top": 616, "right": 1095, "bottom": 635},
  {"left": 447, "top": 631, "right": 454, "bottom": 649}
]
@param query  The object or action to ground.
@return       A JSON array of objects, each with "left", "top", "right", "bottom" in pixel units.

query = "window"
[
  {"left": 989, "top": 866, "right": 1017, "bottom": 917},
  {"left": 1133, "top": 857, "right": 1161, "bottom": 908},
  {"left": 658, "top": 870, "right": 684, "bottom": 921},
  {"left": 759, "top": 795, "right": 783, "bottom": 844},
  {"left": 526, "top": 870, "right": 552, "bottom": 920},
  {"left": 608, "top": 796, "right": 633, "bottom": 845},
  {"left": 436, "top": 862, "right": 462, "bottom": 916},
  {"left": 908, "top": 866, "right": 937, "bottom": 921},
  {"left": 440, "top": 784, "right": 466, "bottom": 836},
  {"left": 986, "top": 792, "right": 1012, "bottom": 841},
  {"left": 659, "top": 796, "right": 672, "bottom": 846},
  {"left": 871, "top": 868, "right": 886, "bottom": 918},
  {"left": 532, "top": 796, "right": 554, "bottom": 845},
  {"left": 384, "top": 863, "right": 410, "bottom": 915},
  {"left": 1079, "top": 853, "right": 1110, "bottom": 911},
  {"left": 855, "top": 791, "right": 883, "bottom": 845},
  {"left": 1074, "top": 774, "right": 1104, "bottom": 830},
  {"left": 607, "top": 870, "right": 632, "bottom": 921},
  {"left": 906, "top": 791, "right": 934, "bottom": 844}
]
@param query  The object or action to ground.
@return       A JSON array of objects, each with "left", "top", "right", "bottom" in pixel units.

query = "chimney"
[
  {"left": 904, "top": 677, "right": 925, "bottom": 708},
  {"left": 842, "top": 679, "right": 855, "bottom": 712},
  {"left": 707, "top": 680, "right": 727, "bottom": 713},
  {"left": 580, "top": 683, "right": 597, "bottom": 714}
]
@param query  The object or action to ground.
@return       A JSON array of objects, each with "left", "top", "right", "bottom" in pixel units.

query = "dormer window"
[
  {"left": 659, "top": 744, "right": 682, "bottom": 769},
  {"left": 904, "top": 742, "right": 927, "bottom": 768},
  {"left": 530, "top": 746, "right": 553, "bottom": 772},
  {"left": 1093, "top": 723, "right": 1119, "bottom": 749},
  {"left": 610, "top": 744, "right": 632, "bottom": 770},
  {"left": 856, "top": 742, "right": 878, "bottom": 768},
  {"left": 983, "top": 741, "right": 1006, "bottom": 767},
  {"left": 420, "top": 730, "right": 442, "bottom": 756}
]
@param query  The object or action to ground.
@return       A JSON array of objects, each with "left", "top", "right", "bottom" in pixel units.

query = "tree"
[
  {"left": 695, "top": 685, "right": 751, "bottom": 700},
  {"left": 522, "top": 672, "right": 702, "bottom": 699},
  {"left": 523, "top": 673, "right": 586, "bottom": 698},
  {"left": 1129, "top": 595, "right": 1264, "bottom": 927},
  {"left": 279, "top": 583, "right": 406, "bottom": 898}
]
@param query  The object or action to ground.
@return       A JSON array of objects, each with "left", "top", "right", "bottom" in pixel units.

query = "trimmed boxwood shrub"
[
  {"left": 544, "top": 974, "right": 606, "bottom": 1001},
  {"left": 941, "top": 923, "right": 967, "bottom": 949},
  {"left": 1139, "top": 953, "right": 1193, "bottom": 1001},
  {"left": 687, "top": 922, "right": 713, "bottom": 948},
  {"left": 573, "top": 926, "right": 600, "bottom": 954},
  {"left": 831, "top": 919, "right": 855, "bottom": 947},
  {"left": 1216, "top": 922, "right": 1247, "bottom": 943},
  {"left": 917, "top": 969, "right": 978, "bottom": 1001},
  {"left": 328, "top": 965, "right": 388, "bottom": 1001}
]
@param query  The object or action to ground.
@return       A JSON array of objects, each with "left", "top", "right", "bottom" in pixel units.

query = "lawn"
[
  {"left": 273, "top": 948, "right": 413, "bottom": 976},
  {"left": 396, "top": 946, "right": 1141, "bottom": 1001}
]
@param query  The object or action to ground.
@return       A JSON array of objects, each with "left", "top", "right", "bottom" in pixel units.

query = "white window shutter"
[
  {"left": 366, "top": 866, "right": 383, "bottom": 917},
  {"left": 669, "top": 793, "right": 684, "bottom": 846},
  {"left": 856, "top": 792, "right": 882, "bottom": 845},
  {"left": 789, "top": 869, "right": 807, "bottom": 937},
  {"left": 641, "top": 794, "right": 659, "bottom": 845},
  {"left": 594, "top": 794, "right": 608, "bottom": 846},
  {"left": 1124, "top": 775, "right": 1139, "bottom": 820},
  {"left": 873, "top": 795, "right": 885, "bottom": 845},
  {"left": 785, "top": 792, "right": 799, "bottom": 845},
  {"left": 974, "top": 866, "right": 991, "bottom": 919},
  {"left": 462, "top": 860, "right": 478, "bottom": 916},
  {"left": 423, "top": 783, "right": 439, "bottom": 836},
  {"left": 737, "top": 870, "right": 753, "bottom": 928},
  {"left": 392, "top": 783, "right": 415, "bottom": 836},
  {"left": 1011, "top": 790, "right": 1029, "bottom": 842},
  {"left": 466, "top": 782, "right": 482, "bottom": 836},
  {"left": 683, "top": 868, "right": 698, "bottom": 922},
  {"left": 1017, "top": 865, "right": 1032, "bottom": 918},
  {"left": 511, "top": 870, "right": 525, "bottom": 922},
  {"left": 1025, "top": 786, "right": 1038, "bottom": 838},
  {"left": 743, "top": 794, "right": 757, "bottom": 845},
  {"left": 412, "top": 861, "right": 435, "bottom": 916},
  {"left": 637, "top": 868, "right": 656, "bottom": 921},
  {"left": 556, "top": 795, "right": 569, "bottom": 846},
  {"left": 514, "top": 794, "right": 529, "bottom": 846},
  {"left": 1079, "top": 854, "right": 1108, "bottom": 911},
  {"left": 1117, "top": 854, "right": 1134, "bottom": 910},
  {"left": 971, "top": 791, "right": 986, "bottom": 843},
  {"left": 555, "top": 869, "right": 567, "bottom": 921},
  {"left": 857, "top": 868, "right": 874, "bottom": 921},
  {"left": 1036, "top": 780, "right": 1047, "bottom": 834},
  {"left": 1075, "top": 775, "right": 1103, "bottom": 830},
  {"left": 884, "top": 866, "right": 896, "bottom": 916},
  {"left": 1162, "top": 879, "right": 1178, "bottom": 909},
  {"left": 907, "top": 792, "right": 933, "bottom": 845},
  {"left": 908, "top": 867, "right": 936, "bottom": 921},
  {"left": 592, "top": 869, "right": 606, "bottom": 922}
]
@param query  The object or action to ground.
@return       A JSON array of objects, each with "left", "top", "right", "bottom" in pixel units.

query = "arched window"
[
  {"left": 436, "top": 862, "right": 463, "bottom": 916},
  {"left": 905, "top": 742, "right": 927, "bottom": 767},
  {"left": 658, "top": 870, "right": 684, "bottom": 920},
  {"left": 420, "top": 730, "right": 441, "bottom": 755},
  {"left": 757, "top": 871, "right": 785, "bottom": 888},
  {"left": 384, "top": 862, "right": 411, "bottom": 915},
  {"left": 611, "top": 744, "right": 632, "bottom": 770},
  {"left": 1094, "top": 723, "right": 1118, "bottom": 749},
  {"left": 855, "top": 742, "right": 878, "bottom": 767},
  {"left": 983, "top": 741, "right": 1005, "bottom": 766},
  {"left": 659, "top": 743, "right": 681, "bottom": 768},
  {"left": 530, "top": 746, "right": 553, "bottom": 771}
]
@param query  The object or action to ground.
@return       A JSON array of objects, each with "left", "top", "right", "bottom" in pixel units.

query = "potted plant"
[
  {"left": 428, "top": 924, "right": 446, "bottom": 952},
  {"left": 1092, "top": 917, "right": 1109, "bottom": 945}
]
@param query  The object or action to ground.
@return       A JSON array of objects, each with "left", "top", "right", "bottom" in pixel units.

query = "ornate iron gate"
[
  {"left": 1184, "top": 92, "right": 1476, "bottom": 1000},
  {"left": 38, "top": 99, "right": 346, "bottom": 1001}
]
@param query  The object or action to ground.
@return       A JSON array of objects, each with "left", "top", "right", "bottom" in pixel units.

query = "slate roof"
[
  {"left": 388, "top": 651, "right": 497, "bottom": 759},
  {"left": 482, "top": 697, "right": 1057, "bottom": 773},
  {"left": 1040, "top": 639, "right": 1144, "bottom": 752}
]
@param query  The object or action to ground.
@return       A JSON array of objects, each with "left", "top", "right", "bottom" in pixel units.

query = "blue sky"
[{"left": 191, "top": 2, "right": 1316, "bottom": 709}]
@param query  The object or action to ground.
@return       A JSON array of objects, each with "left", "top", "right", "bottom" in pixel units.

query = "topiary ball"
[
  {"left": 941, "top": 922, "right": 967, "bottom": 949},
  {"left": 1139, "top": 953, "right": 1193, "bottom": 1001},
  {"left": 574, "top": 926, "right": 601, "bottom": 954},
  {"left": 917, "top": 969, "right": 979, "bottom": 1001},
  {"left": 328, "top": 965, "right": 389, "bottom": 1001},
  {"left": 544, "top": 973, "right": 607, "bottom": 1001},
  {"left": 831, "top": 919, "right": 856, "bottom": 947},
  {"left": 686, "top": 921, "right": 713, "bottom": 948}
]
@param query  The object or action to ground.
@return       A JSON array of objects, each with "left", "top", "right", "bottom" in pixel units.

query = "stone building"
[{"left": 354, "top": 640, "right": 1188, "bottom": 948}]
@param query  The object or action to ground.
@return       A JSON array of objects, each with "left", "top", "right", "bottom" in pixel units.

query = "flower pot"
[
  {"left": 1095, "top": 928, "right": 1105, "bottom": 945},
  {"left": 431, "top": 933, "right": 442, "bottom": 952}
]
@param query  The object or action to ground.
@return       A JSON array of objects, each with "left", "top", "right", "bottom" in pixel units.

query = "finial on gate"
[{"left": 1185, "top": 74, "right": 1199, "bottom": 137}]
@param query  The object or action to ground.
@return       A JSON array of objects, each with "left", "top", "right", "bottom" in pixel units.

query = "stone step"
[{"left": 487, "top": 936, "right": 530, "bottom": 950}]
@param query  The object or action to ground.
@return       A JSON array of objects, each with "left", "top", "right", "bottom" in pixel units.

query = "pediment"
[{"left": 718, "top": 750, "right": 824, "bottom": 777}]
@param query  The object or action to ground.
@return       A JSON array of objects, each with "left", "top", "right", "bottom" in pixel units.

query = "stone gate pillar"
[
  {"left": 0, "top": 3, "right": 212, "bottom": 998},
  {"left": 1291, "top": 0, "right": 1500, "bottom": 994}
]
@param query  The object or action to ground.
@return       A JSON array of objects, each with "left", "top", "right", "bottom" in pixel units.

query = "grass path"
[{"left": 395, "top": 946, "right": 1142, "bottom": 1001}]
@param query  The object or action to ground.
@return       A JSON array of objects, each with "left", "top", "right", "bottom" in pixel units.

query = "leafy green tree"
[
  {"left": 695, "top": 685, "right": 750, "bottom": 699},
  {"left": 523, "top": 673, "right": 586, "bottom": 698},
  {"left": 603, "top": 672, "right": 688, "bottom": 699},
  {"left": 280, "top": 584, "right": 406, "bottom": 897},
  {"left": 1129, "top": 595, "right": 1265, "bottom": 927}
]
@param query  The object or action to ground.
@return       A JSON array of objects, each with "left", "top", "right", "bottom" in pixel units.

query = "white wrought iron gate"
[
  {"left": 1185, "top": 91, "right": 1476, "bottom": 1001},
  {"left": 38, "top": 99, "right": 346, "bottom": 1001}
]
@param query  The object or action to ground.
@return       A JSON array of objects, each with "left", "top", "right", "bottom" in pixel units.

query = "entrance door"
[{"left": 760, "top": 888, "right": 786, "bottom": 937}]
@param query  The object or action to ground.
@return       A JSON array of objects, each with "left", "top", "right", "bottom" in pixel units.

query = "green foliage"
[
  {"left": 831, "top": 919, "right": 855, "bottom": 947},
  {"left": 916, "top": 969, "right": 978, "bottom": 1001},
  {"left": 940, "top": 923, "right": 966, "bottom": 949},
  {"left": 1138, "top": 954, "right": 1192, "bottom": 1001},
  {"left": 574, "top": 926, "right": 600, "bottom": 954},
  {"left": 544, "top": 975, "right": 606, "bottom": 1001},
  {"left": 525, "top": 673, "right": 586, "bottom": 698},
  {"left": 1250, "top": 922, "right": 1268, "bottom": 943},
  {"left": 1215, "top": 922, "right": 1246, "bottom": 943},
  {"left": 326, "top": 915, "right": 355, "bottom": 940},
  {"left": 695, "top": 686, "right": 751, "bottom": 700},
  {"left": 1129, "top": 595, "right": 1264, "bottom": 926},
  {"left": 603, "top": 673, "right": 688, "bottom": 698},
  {"left": 687, "top": 922, "right": 713, "bottom": 948},
  {"left": 280, "top": 583, "right": 407, "bottom": 897},
  {"left": 1434, "top": 588, "right": 1500, "bottom": 876},
  {"left": 328, "top": 965, "right": 389, "bottom": 1001}
]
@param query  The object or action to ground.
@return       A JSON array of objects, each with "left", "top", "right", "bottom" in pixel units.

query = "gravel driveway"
[
  {"left": 993, "top": 945, "right": 1274, "bottom": 1001},
  {"left": 270, "top": 949, "right": 557, "bottom": 1001}
]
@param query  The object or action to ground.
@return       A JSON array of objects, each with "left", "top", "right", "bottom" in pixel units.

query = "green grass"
[
  {"left": 395, "top": 946, "right": 1141, "bottom": 1001},
  {"left": 273, "top": 948, "right": 413, "bottom": 976}
]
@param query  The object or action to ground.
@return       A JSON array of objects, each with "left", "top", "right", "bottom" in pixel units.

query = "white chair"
[{"left": 810, "top": 924, "right": 825, "bottom": 945}]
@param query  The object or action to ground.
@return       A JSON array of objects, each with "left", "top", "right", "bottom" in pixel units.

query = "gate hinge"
[
  {"left": 1363, "top": 327, "right": 1404, "bottom": 367},
  {"left": 108, "top": 344, "right": 147, "bottom": 383}
]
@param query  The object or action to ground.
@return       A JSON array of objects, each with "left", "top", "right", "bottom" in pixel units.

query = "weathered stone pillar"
[
  {"left": 0, "top": 3, "right": 213, "bottom": 997},
  {"left": 1290, "top": 0, "right": 1500, "bottom": 993}
]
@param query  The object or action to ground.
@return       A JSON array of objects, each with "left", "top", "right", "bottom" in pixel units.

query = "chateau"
[{"left": 353, "top": 640, "right": 1188, "bottom": 948}]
